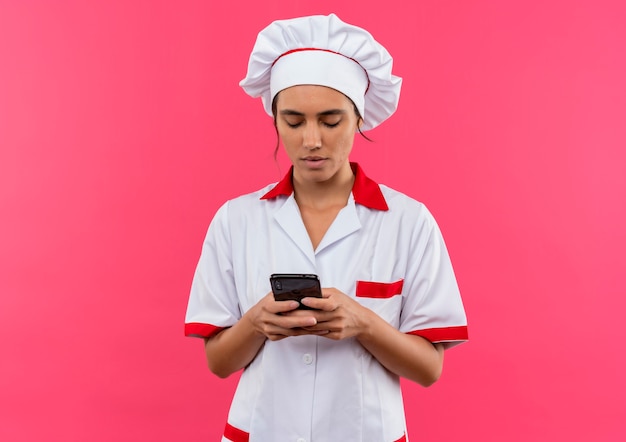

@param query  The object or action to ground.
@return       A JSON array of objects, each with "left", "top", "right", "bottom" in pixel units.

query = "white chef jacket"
[{"left": 185, "top": 163, "right": 468, "bottom": 442}]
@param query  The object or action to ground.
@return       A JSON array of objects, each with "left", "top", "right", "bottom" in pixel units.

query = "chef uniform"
[{"left": 185, "top": 14, "right": 468, "bottom": 442}]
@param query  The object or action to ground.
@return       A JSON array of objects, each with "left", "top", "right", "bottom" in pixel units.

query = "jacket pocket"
[{"left": 356, "top": 279, "right": 404, "bottom": 298}]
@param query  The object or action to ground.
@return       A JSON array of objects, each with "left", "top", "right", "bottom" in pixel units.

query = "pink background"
[{"left": 1, "top": 1, "right": 625, "bottom": 440}]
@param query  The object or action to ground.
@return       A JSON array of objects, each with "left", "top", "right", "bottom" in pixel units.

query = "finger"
[
  {"left": 263, "top": 321, "right": 314, "bottom": 339},
  {"left": 274, "top": 313, "right": 318, "bottom": 329},
  {"left": 319, "top": 331, "right": 342, "bottom": 340},
  {"left": 260, "top": 291, "right": 300, "bottom": 314},
  {"left": 300, "top": 297, "right": 335, "bottom": 311},
  {"left": 266, "top": 333, "right": 288, "bottom": 341},
  {"left": 271, "top": 300, "right": 301, "bottom": 314},
  {"left": 281, "top": 309, "right": 315, "bottom": 318},
  {"left": 320, "top": 288, "right": 334, "bottom": 299},
  {"left": 300, "top": 328, "right": 330, "bottom": 335},
  {"left": 290, "top": 327, "right": 329, "bottom": 336}
]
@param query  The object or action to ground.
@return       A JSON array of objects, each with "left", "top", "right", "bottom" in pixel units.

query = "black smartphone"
[{"left": 270, "top": 273, "right": 322, "bottom": 309}]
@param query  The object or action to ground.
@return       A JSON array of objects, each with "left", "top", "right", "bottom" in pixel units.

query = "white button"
[
  {"left": 296, "top": 438, "right": 306, "bottom": 442},
  {"left": 302, "top": 353, "right": 313, "bottom": 365}
]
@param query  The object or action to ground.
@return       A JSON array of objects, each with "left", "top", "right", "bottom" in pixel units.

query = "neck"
[{"left": 293, "top": 162, "right": 355, "bottom": 210}]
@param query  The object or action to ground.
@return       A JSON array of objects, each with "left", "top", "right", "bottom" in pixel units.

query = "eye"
[
  {"left": 283, "top": 118, "right": 303, "bottom": 128},
  {"left": 322, "top": 119, "right": 341, "bottom": 128}
]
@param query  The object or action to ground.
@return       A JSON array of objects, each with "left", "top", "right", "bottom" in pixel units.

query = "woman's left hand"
[{"left": 286, "top": 287, "right": 445, "bottom": 387}]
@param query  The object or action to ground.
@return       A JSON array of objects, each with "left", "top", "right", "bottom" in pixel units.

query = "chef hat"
[{"left": 239, "top": 13, "right": 402, "bottom": 131}]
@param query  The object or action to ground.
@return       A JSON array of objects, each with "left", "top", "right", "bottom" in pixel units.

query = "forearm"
[
  {"left": 204, "top": 314, "right": 267, "bottom": 378},
  {"left": 357, "top": 310, "right": 444, "bottom": 387}
]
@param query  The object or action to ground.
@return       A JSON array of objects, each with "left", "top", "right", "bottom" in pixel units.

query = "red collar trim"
[{"left": 260, "top": 162, "right": 389, "bottom": 211}]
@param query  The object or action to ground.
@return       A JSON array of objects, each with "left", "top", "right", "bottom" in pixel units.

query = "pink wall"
[{"left": 1, "top": 1, "right": 625, "bottom": 440}]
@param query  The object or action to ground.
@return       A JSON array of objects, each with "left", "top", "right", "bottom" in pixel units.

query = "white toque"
[{"left": 240, "top": 14, "right": 402, "bottom": 131}]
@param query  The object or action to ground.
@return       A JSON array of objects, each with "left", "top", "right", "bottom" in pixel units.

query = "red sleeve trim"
[
  {"left": 184, "top": 322, "right": 225, "bottom": 339},
  {"left": 224, "top": 422, "right": 250, "bottom": 442},
  {"left": 356, "top": 279, "right": 404, "bottom": 298},
  {"left": 393, "top": 434, "right": 407, "bottom": 442},
  {"left": 408, "top": 325, "right": 469, "bottom": 343}
]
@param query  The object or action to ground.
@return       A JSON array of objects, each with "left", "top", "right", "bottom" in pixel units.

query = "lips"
[{"left": 301, "top": 156, "right": 327, "bottom": 168}]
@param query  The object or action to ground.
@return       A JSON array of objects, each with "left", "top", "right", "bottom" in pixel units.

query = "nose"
[{"left": 303, "top": 123, "right": 322, "bottom": 150}]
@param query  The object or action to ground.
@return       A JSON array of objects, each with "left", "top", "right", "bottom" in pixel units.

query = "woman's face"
[{"left": 274, "top": 85, "right": 360, "bottom": 185}]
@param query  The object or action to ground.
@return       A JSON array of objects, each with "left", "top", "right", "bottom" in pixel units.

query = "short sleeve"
[
  {"left": 184, "top": 201, "right": 241, "bottom": 338},
  {"left": 399, "top": 207, "right": 468, "bottom": 349}
]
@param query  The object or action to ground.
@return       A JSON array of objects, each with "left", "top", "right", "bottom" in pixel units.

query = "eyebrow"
[{"left": 279, "top": 109, "right": 347, "bottom": 117}]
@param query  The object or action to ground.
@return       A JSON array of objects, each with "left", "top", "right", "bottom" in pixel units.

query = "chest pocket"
[
  {"left": 355, "top": 279, "right": 404, "bottom": 327},
  {"left": 356, "top": 279, "right": 404, "bottom": 298}
]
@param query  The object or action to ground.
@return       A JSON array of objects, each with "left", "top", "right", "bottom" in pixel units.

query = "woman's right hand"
[
  {"left": 204, "top": 292, "right": 323, "bottom": 377},
  {"left": 245, "top": 292, "right": 322, "bottom": 341}
]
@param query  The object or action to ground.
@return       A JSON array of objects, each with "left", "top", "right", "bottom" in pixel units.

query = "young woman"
[{"left": 185, "top": 14, "right": 468, "bottom": 442}]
